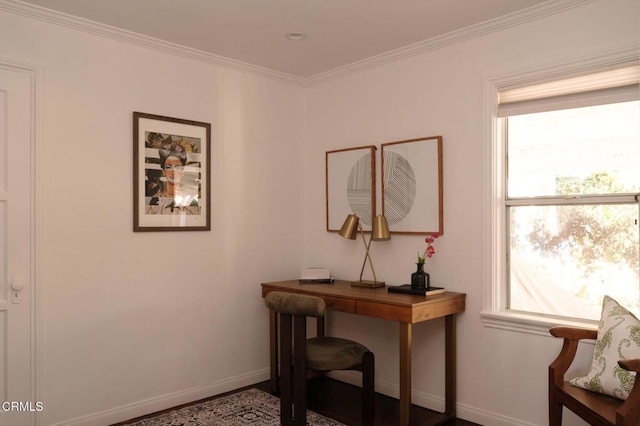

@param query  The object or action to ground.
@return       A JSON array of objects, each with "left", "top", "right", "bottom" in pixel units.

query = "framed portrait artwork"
[
  {"left": 326, "top": 146, "right": 376, "bottom": 232},
  {"left": 381, "top": 136, "right": 443, "bottom": 235},
  {"left": 133, "top": 112, "right": 211, "bottom": 232}
]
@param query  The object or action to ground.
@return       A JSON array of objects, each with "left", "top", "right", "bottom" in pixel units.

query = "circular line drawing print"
[
  {"left": 383, "top": 151, "right": 416, "bottom": 226},
  {"left": 347, "top": 153, "right": 373, "bottom": 227}
]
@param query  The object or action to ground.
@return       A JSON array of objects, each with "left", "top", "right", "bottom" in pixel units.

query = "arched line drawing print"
[
  {"left": 347, "top": 153, "right": 374, "bottom": 227},
  {"left": 381, "top": 136, "right": 443, "bottom": 235},
  {"left": 326, "top": 145, "right": 376, "bottom": 232},
  {"left": 382, "top": 151, "right": 416, "bottom": 226}
]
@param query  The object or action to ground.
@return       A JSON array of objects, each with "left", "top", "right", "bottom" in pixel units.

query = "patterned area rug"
[{"left": 124, "top": 388, "right": 345, "bottom": 426}]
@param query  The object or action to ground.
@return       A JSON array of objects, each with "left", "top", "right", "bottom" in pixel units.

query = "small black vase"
[{"left": 411, "top": 263, "right": 430, "bottom": 290}]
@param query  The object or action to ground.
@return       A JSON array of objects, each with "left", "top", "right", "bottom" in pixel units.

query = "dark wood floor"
[
  {"left": 255, "top": 378, "right": 480, "bottom": 426},
  {"left": 114, "top": 377, "right": 480, "bottom": 426}
]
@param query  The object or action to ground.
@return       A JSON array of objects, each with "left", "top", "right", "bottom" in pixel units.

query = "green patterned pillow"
[{"left": 570, "top": 295, "right": 640, "bottom": 400}]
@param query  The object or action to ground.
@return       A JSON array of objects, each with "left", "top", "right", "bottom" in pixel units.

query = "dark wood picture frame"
[
  {"left": 326, "top": 145, "right": 376, "bottom": 232},
  {"left": 381, "top": 136, "right": 443, "bottom": 235},
  {"left": 133, "top": 112, "right": 211, "bottom": 232}
]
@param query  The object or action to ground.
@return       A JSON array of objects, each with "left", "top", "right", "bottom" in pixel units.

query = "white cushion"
[{"left": 570, "top": 295, "right": 640, "bottom": 400}]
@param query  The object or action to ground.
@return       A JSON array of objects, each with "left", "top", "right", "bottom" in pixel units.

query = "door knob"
[{"left": 11, "top": 278, "right": 23, "bottom": 291}]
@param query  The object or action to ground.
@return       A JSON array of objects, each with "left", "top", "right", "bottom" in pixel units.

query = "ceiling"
[{"left": 16, "top": 0, "right": 554, "bottom": 79}]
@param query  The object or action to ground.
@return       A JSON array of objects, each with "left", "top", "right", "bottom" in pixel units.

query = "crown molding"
[
  {"left": 0, "top": 0, "right": 307, "bottom": 86},
  {"left": 304, "top": 0, "right": 599, "bottom": 86},
  {"left": 1, "top": 0, "right": 599, "bottom": 87}
]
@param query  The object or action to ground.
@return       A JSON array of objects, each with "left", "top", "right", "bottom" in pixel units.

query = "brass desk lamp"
[{"left": 339, "top": 214, "right": 390, "bottom": 288}]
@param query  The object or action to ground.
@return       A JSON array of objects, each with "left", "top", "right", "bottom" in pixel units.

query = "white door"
[{"left": 0, "top": 65, "right": 37, "bottom": 426}]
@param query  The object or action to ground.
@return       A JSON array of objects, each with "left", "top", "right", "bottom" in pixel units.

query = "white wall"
[
  {"left": 0, "top": 0, "right": 638, "bottom": 425},
  {"left": 303, "top": 0, "right": 639, "bottom": 425},
  {"left": 0, "top": 8, "right": 306, "bottom": 426}
]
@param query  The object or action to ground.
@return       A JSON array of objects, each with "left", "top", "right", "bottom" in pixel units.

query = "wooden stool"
[{"left": 265, "top": 291, "right": 375, "bottom": 425}]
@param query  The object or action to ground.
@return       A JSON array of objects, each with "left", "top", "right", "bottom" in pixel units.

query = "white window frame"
[{"left": 481, "top": 44, "right": 640, "bottom": 336}]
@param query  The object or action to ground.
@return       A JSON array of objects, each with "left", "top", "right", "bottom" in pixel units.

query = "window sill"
[{"left": 480, "top": 310, "right": 598, "bottom": 337}]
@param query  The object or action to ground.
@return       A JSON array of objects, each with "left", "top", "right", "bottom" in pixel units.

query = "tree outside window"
[{"left": 506, "top": 101, "right": 640, "bottom": 319}]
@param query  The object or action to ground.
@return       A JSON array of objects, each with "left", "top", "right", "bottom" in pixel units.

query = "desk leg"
[
  {"left": 399, "top": 322, "right": 412, "bottom": 426},
  {"left": 445, "top": 314, "right": 456, "bottom": 416},
  {"left": 269, "top": 309, "right": 279, "bottom": 394}
]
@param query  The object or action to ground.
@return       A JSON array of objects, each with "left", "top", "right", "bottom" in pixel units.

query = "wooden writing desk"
[{"left": 261, "top": 280, "right": 466, "bottom": 426}]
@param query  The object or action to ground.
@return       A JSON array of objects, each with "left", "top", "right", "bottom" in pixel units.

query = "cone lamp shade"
[
  {"left": 371, "top": 215, "right": 390, "bottom": 241},
  {"left": 338, "top": 214, "right": 359, "bottom": 240}
]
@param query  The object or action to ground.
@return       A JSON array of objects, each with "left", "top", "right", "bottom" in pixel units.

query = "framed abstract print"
[
  {"left": 326, "top": 145, "right": 376, "bottom": 232},
  {"left": 133, "top": 112, "right": 211, "bottom": 232},
  {"left": 381, "top": 136, "right": 443, "bottom": 235}
]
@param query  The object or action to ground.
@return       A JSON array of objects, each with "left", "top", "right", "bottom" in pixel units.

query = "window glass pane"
[
  {"left": 509, "top": 204, "right": 640, "bottom": 320},
  {"left": 507, "top": 101, "right": 640, "bottom": 198}
]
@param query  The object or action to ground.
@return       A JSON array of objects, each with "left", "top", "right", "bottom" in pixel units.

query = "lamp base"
[{"left": 351, "top": 280, "right": 385, "bottom": 288}]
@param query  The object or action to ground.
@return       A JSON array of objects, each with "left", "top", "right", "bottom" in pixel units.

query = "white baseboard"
[
  {"left": 46, "top": 368, "right": 270, "bottom": 426},
  {"left": 328, "top": 371, "right": 539, "bottom": 426},
  {"left": 457, "top": 403, "right": 540, "bottom": 426}
]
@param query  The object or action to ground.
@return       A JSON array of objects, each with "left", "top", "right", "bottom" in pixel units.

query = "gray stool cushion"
[{"left": 306, "top": 336, "right": 369, "bottom": 371}]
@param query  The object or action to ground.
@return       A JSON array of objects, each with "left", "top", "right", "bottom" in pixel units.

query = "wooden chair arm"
[
  {"left": 549, "top": 326, "right": 597, "bottom": 341},
  {"left": 617, "top": 358, "right": 640, "bottom": 425},
  {"left": 548, "top": 326, "right": 597, "bottom": 386}
]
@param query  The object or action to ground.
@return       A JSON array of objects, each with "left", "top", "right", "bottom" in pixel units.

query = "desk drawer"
[{"left": 321, "top": 296, "right": 355, "bottom": 314}]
